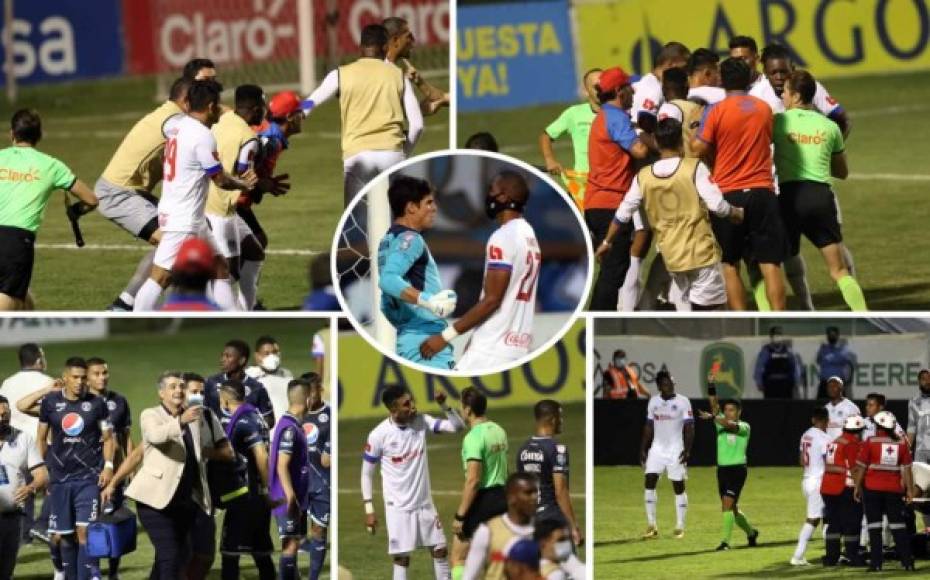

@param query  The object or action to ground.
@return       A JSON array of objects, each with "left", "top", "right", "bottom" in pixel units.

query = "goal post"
[{"left": 368, "top": 176, "right": 395, "bottom": 351}]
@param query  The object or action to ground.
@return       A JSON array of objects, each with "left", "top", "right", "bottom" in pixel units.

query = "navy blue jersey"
[
  {"left": 228, "top": 407, "right": 270, "bottom": 495},
  {"left": 99, "top": 390, "right": 132, "bottom": 434},
  {"left": 39, "top": 391, "right": 111, "bottom": 483},
  {"left": 516, "top": 436, "right": 569, "bottom": 514},
  {"left": 302, "top": 403, "right": 331, "bottom": 491},
  {"left": 204, "top": 372, "right": 274, "bottom": 427}
]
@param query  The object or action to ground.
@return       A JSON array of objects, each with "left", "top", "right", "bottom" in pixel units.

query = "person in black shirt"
[{"left": 204, "top": 339, "right": 275, "bottom": 428}]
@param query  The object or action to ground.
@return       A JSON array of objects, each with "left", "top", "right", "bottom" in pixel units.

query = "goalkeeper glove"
[{"left": 417, "top": 289, "right": 457, "bottom": 318}]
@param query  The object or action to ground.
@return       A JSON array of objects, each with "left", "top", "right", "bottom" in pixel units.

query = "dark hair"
[
  {"left": 492, "top": 170, "right": 530, "bottom": 204},
  {"left": 360, "top": 24, "right": 389, "bottom": 49},
  {"left": 183, "top": 372, "right": 205, "bottom": 384},
  {"left": 761, "top": 43, "right": 791, "bottom": 65},
  {"left": 287, "top": 378, "right": 312, "bottom": 399},
  {"left": 655, "top": 118, "right": 684, "bottom": 151},
  {"left": 506, "top": 471, "right": 537, "bottom": 493},
  {"left": 722, "top": 399, "right": 742, "bottom": 411},
  {"left": 533, "top": 518, "right": 565, "bottom": 542},
  {"left": 595, "top": 84, "right": 618, "bottom": 105},
  {"left": 11, "top": 109, "right": 42, "bottom": 145},
  {"left": 720, "top": 57, "right": 751, "bottom": 91},
  {"left": 866, "top": 392, "right": 886, "bottom": 407},
  {"left": 301, "top": 372, "right": 323, "bottom": 389},
  {"left": 64, "top": 356, "right": 87, "bottom": 370},
  {"left": 686, "top": 48, "right": 719, "bottom": 76},
  {"left": 826, "top": 325, "right": 839, "bottom": 334},
  {"left": 169, "top": 76, "right": 192, "bottom": 102},
  {"left": 235, "top": 84, "right": 265, "bottom": 112},
  {"left": 655, "top": 41, "right": 691, "bottom": 68},
  {"left": 17, "top": 343, "right": 42, "bottom": 368},
  {"left": 187, "top": 79, "right": 223, "bottom": 113},
  {"left": 769, "top": 325, "right": 783, "bottom": 337},
  {"left": 255, "top": 335, "right": 278, "bottom": 351},
  {"left": 729, "top": 35, "right": 758, "bottom": 54},
  {"left": 381, "top": 385, "right": 410, "bottom": 409},
  {"left": 86, "top": 357, "right": 107, "bottom": 367},
  {"left": 382, "top": 16, "right": 408, "bottom": 38},
  {"left": 183, "top": 58, "right": 216, "bottom": 80},
  {"left": 786, "top": 70, "right": 816, "bottom": 104},
  {"left": 919, "top": 368, "right": 930, "bottom": 379},
  {"left": 225, "top": 339, "right": 250, "bottom": 361},
  {"left": 220, "top": 378, "right": 245, "bottom": 401},
  {"left": 464, "top": 132, "right": 499, "bottom": 152},
  {"left": 0, "top": 394, "right": 8, "bottom": 405},
  {"left": 388, "top": 175, "right": 433, "bottom": 219},
  {"left": 655, "top": 370, "right": 673, "bottom": 385},
  {"left": 613, "top": 349, "right": 626, "bottom": 358},
  {"left": 812, "top": 407, "right": 829, "bottom": 422},
  {"left": 461, "top": 386, "right": 487, "bottom": 417},
  {"left": 661, "top": 67, "right": 689, "bottom": 101},
  {"left": 533, "top": 399, "right": 561, "bottom": 421}
]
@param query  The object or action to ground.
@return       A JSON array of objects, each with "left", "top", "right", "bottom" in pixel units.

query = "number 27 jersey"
[{"left": 468, "top": 217, "right": 540, "bottom": 358}]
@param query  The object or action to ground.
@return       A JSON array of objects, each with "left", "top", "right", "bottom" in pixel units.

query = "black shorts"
[
  {"left": 0, "top": 226, "right": 35, "bottom": 300},
  {"left": 462, "top": 485, "right": 506, "bottom": 540},
  {"left": 717, "top": 465, "right": 748, "bottom": 500},
  {"left": 191, "top": 506, "right": 216, "bottom": 556},
  {"left": 778, "top": 181, "right": 842, "bottom": 256},
  {"left": 711, "top": 189, "right": 787, "bottom": 265},
  {"left": 220, "top": 494, "right": 274, "bottom": 555}
]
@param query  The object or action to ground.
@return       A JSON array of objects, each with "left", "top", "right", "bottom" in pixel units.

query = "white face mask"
[
  {"left": 260, "top": 353, "right": 281, "bottom": 372},
  {"left": 554, "top": 540, "right": 573, "bottom": 562},
  {"left": 186, "top": 393, "right": 204, "bottom": 407}
]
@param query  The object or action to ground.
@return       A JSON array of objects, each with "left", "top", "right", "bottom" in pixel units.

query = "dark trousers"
[
  {"left": 823, "top": 489, "right": 862, "bottom": 565},
  {"left": 0, "top": 513, "right": 22, "bottom": 580},
  {"left": 137, "top": 501, "right": 195, "bottom": 580},
  {"left": 21, "top": 471, "right": 34, "bottom": 541},
  {"left": 864, "top": 489, "right": 912, "bottom": 568},
  {"left": 586, "top": 208, "right": 632, "bottom": 311}
]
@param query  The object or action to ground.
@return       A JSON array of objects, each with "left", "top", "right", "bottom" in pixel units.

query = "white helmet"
[
  {"left": 843, "top": 416, "right": 866, "bottom": 431},
  {"left": 874, "top": 410, "right": 897, "bottom": 431}
]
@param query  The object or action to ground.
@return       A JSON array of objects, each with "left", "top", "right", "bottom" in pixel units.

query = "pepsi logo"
[
  {"left": 61, "top": 413, "right": 85, "bottom": 437},
  {"left": 303, "top": 423, "right": 319, "bottom": 445}
]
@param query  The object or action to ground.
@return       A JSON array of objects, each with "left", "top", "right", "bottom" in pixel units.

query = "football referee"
[{"left": 0, "top": 109, "right": 97, "bottom": 310}]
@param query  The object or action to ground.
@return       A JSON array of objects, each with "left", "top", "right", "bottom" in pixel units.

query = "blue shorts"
[
  {"left": 307, "top": 488, "right": 330, "bottom": 528},
  {"left": 396, "top": 331, "right": 455, "bottom": 369},
  {"left": 48, "top": 479, "right": 100, "bottom": 534},
  {"left": 275, "top": 509, "right": 307, "bottom": 539}
]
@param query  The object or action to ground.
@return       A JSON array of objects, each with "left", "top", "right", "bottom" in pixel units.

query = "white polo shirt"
[
  {"left": 0, "top": 428, "right": 43, "bottom": 513},
  {"left": 0, "top": 369, "right": 53, "bottom": 436}
]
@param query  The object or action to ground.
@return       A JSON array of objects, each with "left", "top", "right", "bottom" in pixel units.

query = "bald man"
[{"left": 420, "top": 172, "right": 541, "bottom": 372}]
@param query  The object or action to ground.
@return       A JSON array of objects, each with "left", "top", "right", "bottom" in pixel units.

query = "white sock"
[
  {"left": 784, "top": 254, "right": 814, "bottom": 310},
  {"left": 236, "top": 259, "right": 262, "bottom": 310},
  {"left": 211, "top": 278, "right": 239, "bottom": 311},
  {"left": 861, "top": 514, "right": 869, "bottom": 546},
  {"left": 620, "top": 256, "right": 641, "bottom": 311},
  {"left": 121, "top": 249, "right": 155, "bottom": 304},
  {"left": 118, "top": 292, "right": 135, "bottom": 307},
  {"left": 645, "top": 489, "right": 657, "bottom": 526},
  {"left": 133, "top": 278, "right": 164, "bottom": 311},
  {"left": 393, "top": 563, "right": 408, "bottom": 580},
  {"left": 675, "top": 492, "right": 688, "bottom": 529},
  {"left": 432, "top": 556, "right": 450, "bottom": 580},
  {"left": 793, "top": 522, "right": 816, "bottom": 560}
]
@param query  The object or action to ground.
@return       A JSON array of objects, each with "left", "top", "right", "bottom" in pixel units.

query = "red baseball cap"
[
  {"left": 598, "top": 67, "right": 632, "bottom": 93},
  {"left": 268, "top": 91, "right": 301, "bottom": 118},
  {"left": 174, "top": 238, "right": 214, "bottom": 273}
]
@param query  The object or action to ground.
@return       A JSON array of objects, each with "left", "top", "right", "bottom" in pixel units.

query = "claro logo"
[{"left": 348, "top": 0, "right": 449, "bottom": 44}]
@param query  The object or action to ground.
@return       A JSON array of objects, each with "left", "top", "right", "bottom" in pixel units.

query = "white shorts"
[
  {"left": 343, "top": 150, "right": 406, "bottom": 205},
  {"left": 645, "top": 448, "right": 687, "bottom": 481},
  {"left": 803, "top": 477, "right": 824, "bottom": 519},
  {"left": 385, "top": 504, "right": 446, "bottom": 555},
  {"left": 670, "top": 264, "right": 726, "bottom": 307},
  {"left": 205, "top": 213, "right": 254, "bottom": 258},
  {"left": 455, "top": 348, "right": 524, "bottom": 373},
  {"left": 153, "top": 224, "right": 217, "bottom": 270}
]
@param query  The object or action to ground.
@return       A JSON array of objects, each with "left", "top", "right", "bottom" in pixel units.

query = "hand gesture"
[
  {"left": 240, "top": 169, "right": 258, "bottom": 190},
  {"left": 402, "top": 59, "right": 420, "bottom": 85},
  {"left": 98, "top": 467, "right": 113, "bottom": 489},
  {"left": 100, "top": 484, "right": 115, "bottom": 507},
  {"left": 180, "top": 405, "right": 203, "bottom": 425},
  {"left": 420, "top": 335, "right": 448, "bottom": 360},
  {"left": 257, "top": 174, "right": 291, "bottom": 197}
]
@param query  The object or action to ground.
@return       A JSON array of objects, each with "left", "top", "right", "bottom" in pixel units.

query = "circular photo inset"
[{"left": 332, "top": 150, "right": 592, "bottom": 376}]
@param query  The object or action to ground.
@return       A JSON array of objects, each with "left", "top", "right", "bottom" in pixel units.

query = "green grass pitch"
[
  {"left": 337, "top": 402, "right": 586, "bottom": 578},
  {"left": 0, "top": 73, "right": 448, "bottom": 310},
  {"left": 458, "top": 71, "right": 930, "bottom": 310},
  {"left": 3, "top": 318, "right": 329, "bottom": 579}
]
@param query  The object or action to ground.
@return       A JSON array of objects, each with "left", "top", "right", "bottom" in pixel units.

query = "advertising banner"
[{"left": 0, "top": 318, "right": 108, "bottom": 346}]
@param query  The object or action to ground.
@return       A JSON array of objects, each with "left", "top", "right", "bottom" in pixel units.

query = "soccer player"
[
  {"left": 217, "top": 379, "right": 276, "bottom": 580},
  {"left": 245, "top": 335, "right": 295, "bottom": 421},
  {"left": 516, "top": 400, "right": 582, "bottom": 546},
  {"left": 630, "top": 42, "right": 691, "bottom": 132},
  {"left": 790, "top": 407, "right": 832, "bottom": 566},
  {"left": 686, "top": 49, "right": 725, "bottom": 105},
  {"left": 824, "top": 377, "right": 860, "bottom": 439},
  {"left": 132, "top": 80, "right": 257, "bottom": 311},
  {"left": 205, "top": 339, "right": 275, "bottom": 428},
  {"left": 302, "top": 24, "right": 424, "bottom": 206},
  {"left": 596, "top": 118, "right": 742, "bottom": 310},
  {"left": 421, "top": 172, "right": 540, "bottom": 371},
  {"left": 656, "top": 67, "right": 704, "bottom": 158},
  {"left": 539, "top": 68, "right": 602, "bottom": 209},
  {"left": 384, "top": 17, "right": 449, "bottom": 116},
  {"left": 821, "top": 415, "right": 866, "bottom": 567},
  {"left": 863, "top": 393, "right": 906, "bottom": 440},
  {"left": 0, "top": 109, "right": 98, "bottom": 311},
  {"left": 361, "top": 386, "right": 464, "bottom": 580},
  {"left": 301, "top": 372, "right": 331, "bottom": 580},
  {"left": 773, "top": 70, "right": 867, "bottom": 311},
  {"left": 691, "top": 57, "right": 787, "bottom": 311},
  {"left": 640, "top": 370, "right": 693, "bottom": 539},
  {"left": 378, "top": 176, "right": 458, "bottom": 369},
  {"left": 462, "top": 472, "right": 538, "bottom": 580},
  {"left": 728, "top": 36, "right": 764, "bottom": 87}
]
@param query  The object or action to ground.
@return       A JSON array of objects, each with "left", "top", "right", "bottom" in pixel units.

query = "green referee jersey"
[
  {"left": 772, "top": 108, "right": 844, "bottom": 184},
  {"left": 461, "top": 420, "right": 508, "bottom": 489},
  {"left": 545, "top": 102, "right": 596, "bottom": 172},
  {"left": 0, "top": 145, "right": 76, "bottom": 232},
  {"left": 714, "top": 417, "right": 750, "bottom": 466}
]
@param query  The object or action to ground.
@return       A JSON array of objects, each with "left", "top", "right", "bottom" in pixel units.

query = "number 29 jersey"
[{"left": 467, "top": 217, "right": 540, "bottom": 359}]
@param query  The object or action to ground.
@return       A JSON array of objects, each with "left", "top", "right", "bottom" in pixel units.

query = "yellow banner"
[
  {"left": 338, "top": 321, "right": 586, "bottom": 419},
  {"left": 576, "top": 0, "right": 930, "bottom": 78}
]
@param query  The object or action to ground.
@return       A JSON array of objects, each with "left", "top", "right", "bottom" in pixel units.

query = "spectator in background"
[
  {"left": 816, "top": 326, "right": 857, "bottom": 399},
  {"left": 303, "top": 253, "right": 340, "bottom": 311},
  {"left": 908, "top": 369, "right": 930, "bottom": 531},
  {"left": 463, "top": 132, "right": 499, "bottom": 152},
  {"left": 602, "top": 350, "right": 650, "bottom": 399},
  {"left": 161, "top": 238, "right": 220, "bottom": 311},
  {"left": 754, "top": 326, "right": 801, "bottom": 399}
]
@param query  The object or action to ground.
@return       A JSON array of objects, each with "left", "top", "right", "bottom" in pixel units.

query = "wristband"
[
  {"left": 104, "top": 461, "right": 114, "bottom": 470},
  {"left": 454, "top": 513, "right": 466, "bottom": 522},
  {"left": 364, "top": 500, "right": 375, "bottom": 515},
  {"left": 441, "top": 325, "right": 459, "bottom": 342}
]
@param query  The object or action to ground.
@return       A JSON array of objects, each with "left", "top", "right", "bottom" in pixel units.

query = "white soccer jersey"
[
  {"left": 465, "top": 218, "right": 540, "bottom": 360},
  {"left": 826, "top": 398, "right": 861, "bottom": 439},
  {"left": 687, "top": 86, "right": 726, "bottom": 105},
  {"left": 159, "top": 115, "right": 221, "bottom": 232},
  {"left": 0, "top": 370, "right": 53, "bottom": 436},
  {"left": 245, "top": 366, "right": 294, "bottom": 423},
  {"left": 750, "top": 76, "right": 843, "bottom": 117},
  {"left": 646, "top": 394, "right": 693, "bottom": 452},
  {"left": 800, "top": 427, "right": 832, "bottom": 478},
  {"left": 863, "top": 415, "right": 907, "bottom": 440},
  {"left": 631, "top": 73, "right": 663, "bottom": 125}
]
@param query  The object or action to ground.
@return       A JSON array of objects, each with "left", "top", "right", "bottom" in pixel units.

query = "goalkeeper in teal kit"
[{"left": 378, "top": 175, "right": 458, "bottom": 369}]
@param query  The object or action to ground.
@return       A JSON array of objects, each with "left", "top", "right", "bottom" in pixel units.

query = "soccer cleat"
[
  {"left": 642, "top": 526, "right": 659, "bottom": 539},
  {"left": 716, "top": 542, "right": 730, "bottom": 551},
  {"left": 747, "top": 528, "right": 759, "bottom": 547},
  {"left": 106, "top": 298, "right": 132, "bottom": 312},
  {"left": 672, "top": 528, "right": 685, "bottom": 539},
  {"left": 790, "top": 557, "right": 810, "bottom": 566}
]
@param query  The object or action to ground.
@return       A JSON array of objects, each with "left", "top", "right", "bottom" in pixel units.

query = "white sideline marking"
[
  {"left": 339, "top": 488, "right": 584, "bottom": 499},
  {"left": 36, "top": 242, "right": 319, "bottom": 256}
]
